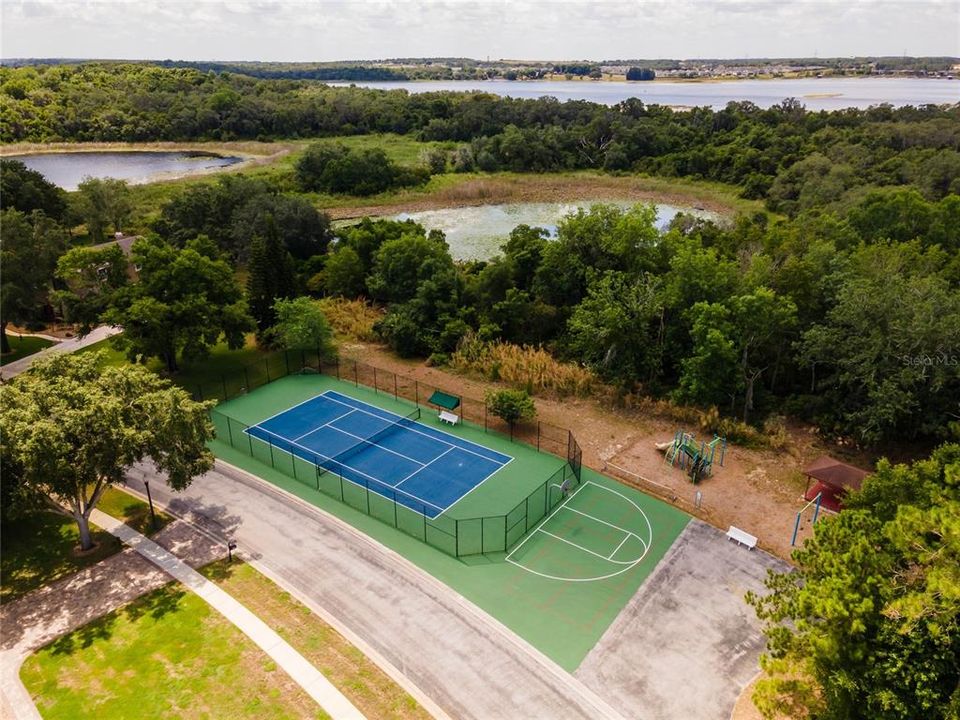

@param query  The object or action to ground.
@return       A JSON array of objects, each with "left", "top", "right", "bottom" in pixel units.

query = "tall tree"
[
  {"left": 0, "top": 352, "right": 215, "bottom": 551},
  {"left": 74, "top": 177, "right": 132, "bottom": 243},
  {"left": 246, "top": 215, "right": 295, "bottom": 332},
  {"left": 269, "top": 296, "right": 335, "bottom": 358},
  {"left": 0, "top": 159, "right": 68, "bottom": 221},
  {"left": 566, "top": 271, "right": 664, "bottom": 387},
  {"left": 0, "top": 209, "right": 68, "bottom": 353},
  {"left": 52, "top": 244, "right": 128, "bottom": 334},
  {"left": 104, "top": 236, "right": 254, "bottom": 371},
  {"left": 748, "top": 445, "right": 960, "bottom": 720}
]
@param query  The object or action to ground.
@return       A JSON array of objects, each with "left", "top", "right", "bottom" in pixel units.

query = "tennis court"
[{"left": 245, "top": 390, "right": 512, "bottom": 519}]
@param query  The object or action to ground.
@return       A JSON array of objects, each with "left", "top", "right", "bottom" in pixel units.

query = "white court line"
[
  {"left": 394, "top": 447, "right": 455, "bottom": 489},
  {"left": 293, "top": 408, "right": 357, "bottom": 442},
  {"left": 607, "top": 533, "right": 631, "bottom": 560},
  {"left": 249, "top": 392, "right": 330, "bottom": 427},
  {"left": 321, "top": 421, "right": 427, "bottom": 468},
  {"left": 505, "top": 480, "right": 655, "bottom": 583},
  {"left": 321, "top": 391, "right": 512, "bottom": 467},
  {"left": 505, "top": 482, "right": 590, "bottom": 562},
  {"left": 538, "top": 527, "right": 638, "bottom": 566},
  {"left": 564, "top": 506, "right": 649, "bottom": 552},
  {"left": 242, "top": 425, "right": 446, "bottom": 513}
]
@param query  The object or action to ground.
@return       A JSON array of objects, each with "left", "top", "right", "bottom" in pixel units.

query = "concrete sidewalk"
[
  {"left": 125, "top": 460, "right": 628, "bottom": 720},
  {"left": 92, "top": 509, "right": 366, "bottom": 720},
  {"left": 1, "top": 325, "right": 121, "bottom": 379},
  {"left": 0, "top": 519, "right": 225, "bottom": 720}
]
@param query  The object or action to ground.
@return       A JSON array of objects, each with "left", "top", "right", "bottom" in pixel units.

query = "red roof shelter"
[{"left": 802, "top": 455, "right": 870, "bottom": 512}]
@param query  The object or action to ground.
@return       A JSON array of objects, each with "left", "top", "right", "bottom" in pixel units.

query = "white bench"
[
  {"left": 439, "top": 410, "right": 460, "bottom": 426},
  {"left": 726, "top": 526, "right": 758, "bottom": 550}
]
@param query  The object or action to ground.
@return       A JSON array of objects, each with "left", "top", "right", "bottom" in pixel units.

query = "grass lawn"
[
  {"left": 201, "top": 561, "right": 429, "bottom": 720},
  {"left": 0, "top": 487, "right": 171, "bottom": 605},
  {"left": 77, "top": 333, "right": 269, "bottom": 395},
  {"left": 20, "top": 582, "right": 328, "bottom": 720},
  {"left": 0, "top": 335, "right": 55, "bottom": 366}
]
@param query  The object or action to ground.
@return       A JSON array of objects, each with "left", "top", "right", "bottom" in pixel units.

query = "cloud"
[{"left": 2, "top": 0, "right": 958, "bottom": 60}]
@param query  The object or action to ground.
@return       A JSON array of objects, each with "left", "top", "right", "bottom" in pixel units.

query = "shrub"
[
  {"left": 315, "top": 297, "right": 381, "bottom": 342},
  {"left": 486, "top": 389, "right": 536, "bottom": 429},
  {"left": 451, "top": 334, "right": 596, "bottom": 397}
]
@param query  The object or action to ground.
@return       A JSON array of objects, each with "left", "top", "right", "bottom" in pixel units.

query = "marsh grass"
[
  {"left": 317, "top": 298, "right": 382, "bottom": 343},
  {"left": 451, "top": 336, "right": 597, "bottom": 397}
]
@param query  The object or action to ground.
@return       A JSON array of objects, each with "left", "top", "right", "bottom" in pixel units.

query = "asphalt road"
[{"left": 124, "top": 460, "right": 626, "bottom": 720}]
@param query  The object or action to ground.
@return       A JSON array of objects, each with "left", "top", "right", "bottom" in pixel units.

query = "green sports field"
[{"left": 212, "top": 374, "right": 689, "bottom": 670}]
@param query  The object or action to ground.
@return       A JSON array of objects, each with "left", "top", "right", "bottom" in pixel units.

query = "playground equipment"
[
  {"left": 791, "top": 491, "right": 823, "bottom": 546},
  {"left": 661, "top": 430, "right": 726, "bottom": 483}
]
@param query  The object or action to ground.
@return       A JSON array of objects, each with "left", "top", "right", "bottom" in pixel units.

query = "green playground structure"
[{"left": 662, "top": 430, "right": 726, "bottom": 483}]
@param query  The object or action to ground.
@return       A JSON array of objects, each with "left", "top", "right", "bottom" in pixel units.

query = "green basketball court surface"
[{"left": 211, "top": 374, "right": 690, "bottom": 670}]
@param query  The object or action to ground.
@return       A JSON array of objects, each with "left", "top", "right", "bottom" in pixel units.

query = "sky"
[{"left": 2, "top": 0, "right": 958, "bottom": 62}]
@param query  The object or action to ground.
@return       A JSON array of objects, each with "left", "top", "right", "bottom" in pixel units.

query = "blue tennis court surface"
[{"left": 245, "top": 390, "right": 512, "bottom": 518}]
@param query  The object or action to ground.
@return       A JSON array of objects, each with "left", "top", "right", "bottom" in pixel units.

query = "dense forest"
[
  {"left": 1, "top": 63, "right": 958, "bottom": 449},
  {"left": 2, "top": 63, "right": 959, "bottom": 214}
]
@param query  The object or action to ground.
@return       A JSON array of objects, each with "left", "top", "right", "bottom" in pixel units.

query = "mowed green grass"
[
  {"left": 1, "top": 335, "right": 55, "bottom": 365},
  {"left": 20, "top": 583, "right": 327, "bottom": 720},
  {"left": 212, "top": 374, "right": 690, "bottom": 670},
  {"left": 0, "top": 487, "right": 171, "bottom": 605}
]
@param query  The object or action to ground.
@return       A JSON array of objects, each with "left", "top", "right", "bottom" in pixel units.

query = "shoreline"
[
  {"left": 322, "top": 173, "right": 754, "bottom": 221},
  {"left": 0, "top": 140, "right": 286, "bottom": 159}
]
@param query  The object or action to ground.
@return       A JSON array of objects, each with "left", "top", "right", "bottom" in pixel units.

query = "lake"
[
  {"left": 382, "top": 201, "right": 714, "bottom": 261},
  {"left": 6, "top": 151, "right": 244, "bottom": 191},
  {"left": 330, "top": 77, "right": 958, "bottom": 110}
]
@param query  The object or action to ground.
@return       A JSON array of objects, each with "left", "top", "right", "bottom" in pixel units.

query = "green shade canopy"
[{"left": 427, "top": 390, "right": 461, "bottom": 411}]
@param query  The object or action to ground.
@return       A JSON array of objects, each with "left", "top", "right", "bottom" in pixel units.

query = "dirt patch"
[
  {"left": 345, "top": 342, "right": 867, "bottom": 562},
  {"left": 732, "top": 675, "right": 765, "bottom": 720},
  {"left": 326, "top": 173, "right": 744, "bottom": 221}
]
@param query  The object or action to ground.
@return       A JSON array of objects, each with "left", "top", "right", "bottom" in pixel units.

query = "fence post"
[
  {"left": 415, "top": 381, "right": 419, "bottom": 407},
  {"left": 484, "top": 404, "right": 487, "bottom": 431},
  {"left": 268, "top": 438, "right": 275, "bottom": 468},
  {"left": 336, "top": 358, "right": 340, "bottom": 380},
  {"left": 243, "top": 367, "right": 249, "bottom": 392},
  {"left": 247, "top": 430, "right": 253, "bottom": 455},
  {"left": 455, "top": 519, "right": 460, "bottom": 557},
  {"left": 315, "top": 462, "right": 320, "bottom": 490},
  {"left": 354, "top": 362, "right": 358, "bottom": 387},
  {"left": 537, "top": 422, "right": 541, "bottom": 452},
  {"left": 394, "top": 374, "right": 398, "bottom": 401},
  {"left": 338, "top": 473, "right": 344, "bottom": 502},
  {"left": 221, "top": 375, "right": 227, "bottom": 401},
  {"left": 373, "top": 367, "right": 378, "bottom": 393},
  {"left": 226, "top": 417, "right": 234, "bottom": 446},
  {"left": 316, "top": 345, "right": 321, "bottom": 371},
  {"left": 265, "top": 358, "right": 271, "bottom": 383},
  {"left": 285, "top": 351, "right": 290, "bottom": 376}
]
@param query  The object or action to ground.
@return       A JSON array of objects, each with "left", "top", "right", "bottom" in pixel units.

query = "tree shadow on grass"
[
  {"left": 123, "top": 585, "right": 186, "bottom": 623},
  {"left": 200, "top": 559, "right": 239, "bottom": 583},
  {"left": 48, "top": 612, "right": 118, "bottom": 656}
]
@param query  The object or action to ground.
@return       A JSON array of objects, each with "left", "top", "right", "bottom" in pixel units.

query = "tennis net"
[{"left": 318, "top": 407, "right": 421, "bottom": 477}]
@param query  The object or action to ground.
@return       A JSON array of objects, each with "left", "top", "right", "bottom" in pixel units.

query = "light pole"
[{"left": 227, "top": 540, "right": 237, "bottom": 562}]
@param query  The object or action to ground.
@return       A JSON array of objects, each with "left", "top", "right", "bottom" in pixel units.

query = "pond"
[
  {"left": 331, "top": 77, "right": 959, "bottom": 111},
  {"left": 381, "top": 201, "right": 716, "bottom": 261},
  {"left": 6, "top": 151, "right": 244, "bottom": 191}
]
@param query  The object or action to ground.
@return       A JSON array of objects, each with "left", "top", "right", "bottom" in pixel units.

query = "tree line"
[{"left": 2, "top": 63, "right": 958, "bottom": 214}]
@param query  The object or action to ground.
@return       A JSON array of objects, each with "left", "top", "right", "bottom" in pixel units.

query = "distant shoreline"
[{"left": 330, "top": 74, "right": 953, "bottom": 85}]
